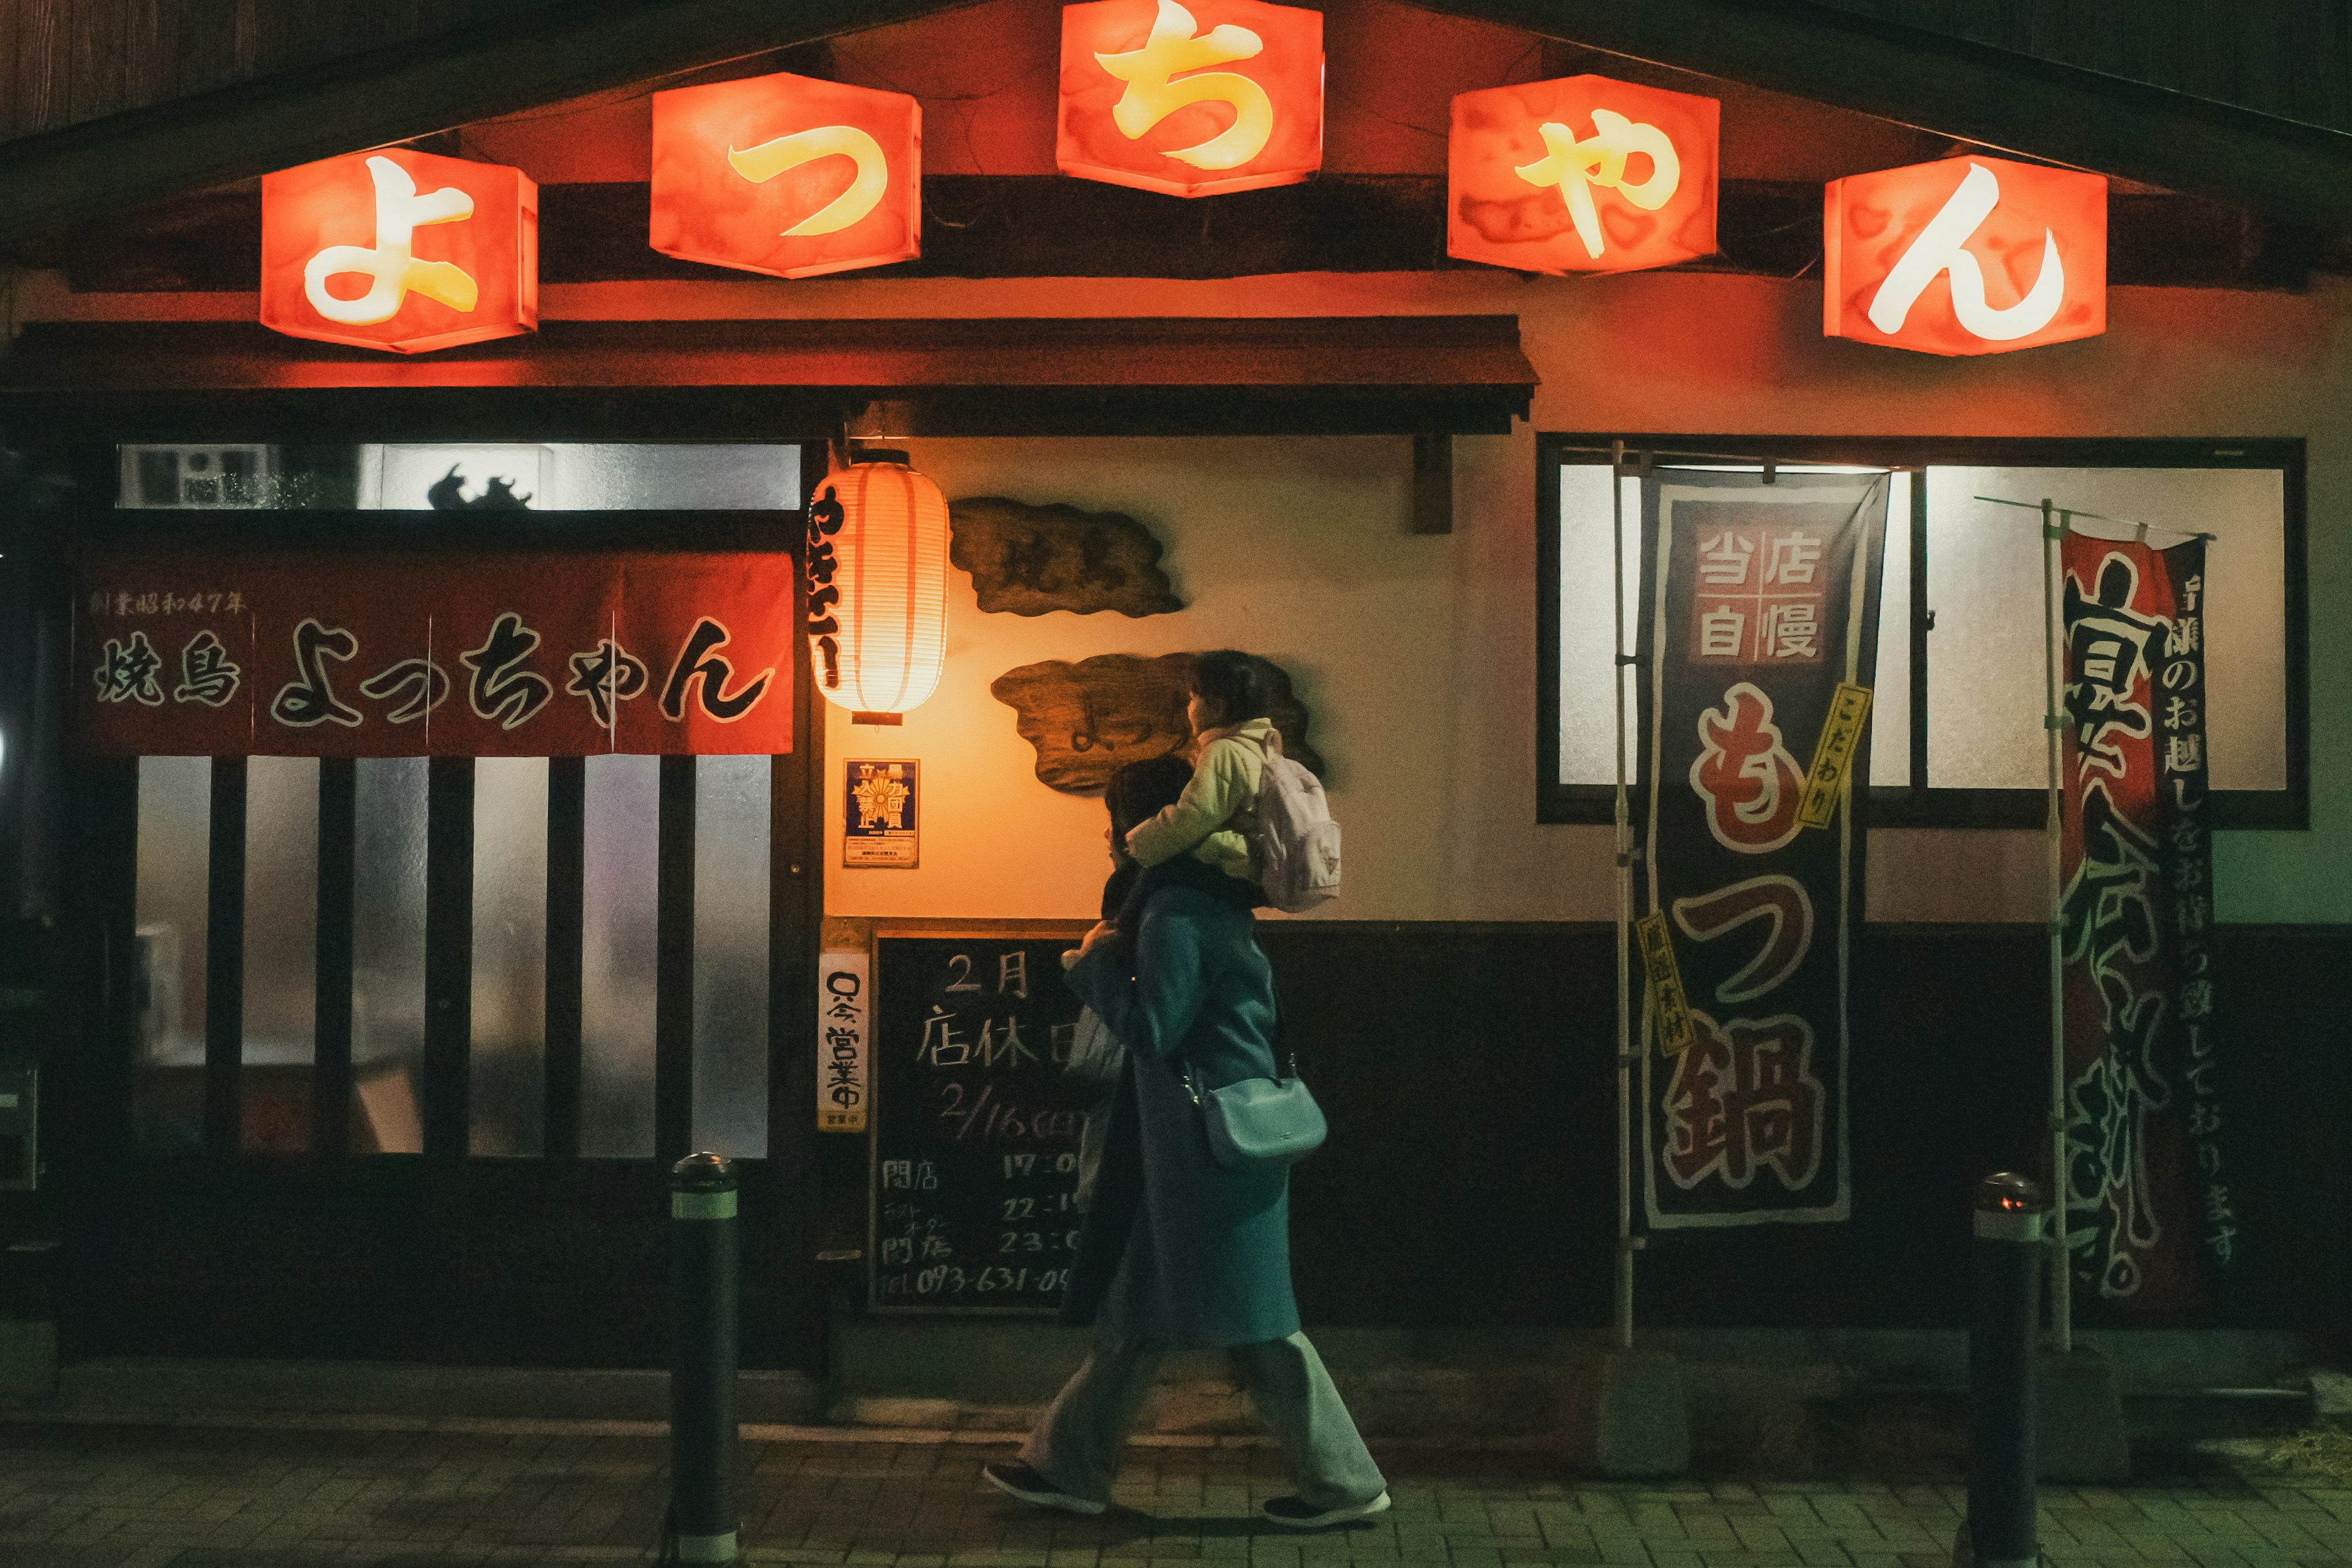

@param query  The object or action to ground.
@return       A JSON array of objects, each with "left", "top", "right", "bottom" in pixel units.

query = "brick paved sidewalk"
[{"left": 3, "top": 1417, "right": 2349, "bottom": 1568}]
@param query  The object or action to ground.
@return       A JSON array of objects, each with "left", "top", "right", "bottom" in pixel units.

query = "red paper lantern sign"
[
  {"left": 1823, "top": 156, "right": 2106, "bottom": 355},
  {"left": 1447, "top": 75, "right": 1717, "bottom": 275},
  {"left": 652, "top": 72, "right": 921, "bottom": 281},
  {"left": 261, "top": 149, "right": 537, "bottom": 354},
  {"left": 1058, "top": 0, "right": 1322, "bottom": 198}
]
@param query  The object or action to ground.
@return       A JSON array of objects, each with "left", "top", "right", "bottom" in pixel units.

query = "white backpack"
[{"left": 1253, "top": 728, "right": 1341, "bottom": 913}]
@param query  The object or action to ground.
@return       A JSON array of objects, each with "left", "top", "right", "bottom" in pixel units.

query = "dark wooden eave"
[
  {"left": 0, "top": 316, "right": 1539, "bottom": 439},
  {"left": 0, "top": 0, "right": 2350, "bottom": 249}
]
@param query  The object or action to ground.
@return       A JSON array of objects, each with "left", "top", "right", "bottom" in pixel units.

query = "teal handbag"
[{"left": 1180, "top": 1005, "right": 1325, "bottom": 1174}]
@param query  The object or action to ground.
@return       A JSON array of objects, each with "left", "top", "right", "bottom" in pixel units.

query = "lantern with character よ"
[
  {"left": 807, "top": 454, "right": 951, "bottom": 718},
  {"left": 261, "top": 148, "right": 537, "bottom": 353}
]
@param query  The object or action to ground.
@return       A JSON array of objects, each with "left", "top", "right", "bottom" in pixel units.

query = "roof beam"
[
  {"left": 1415, "top": 0, "right": 2352, "bottom": 230},
  {"left": 0, "top": 0, "right": 974, "bottom": 251}
]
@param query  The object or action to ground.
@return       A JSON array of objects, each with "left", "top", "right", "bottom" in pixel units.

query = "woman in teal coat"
[{"left": 983, "top": 759, "right": 1389, "bottom": 1529}]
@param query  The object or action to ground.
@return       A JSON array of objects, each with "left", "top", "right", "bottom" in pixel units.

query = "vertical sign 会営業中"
[
  {"left": 1638, "top": 469, "right": 1888, "bottom": 1227},
  {"left": 844, "top": 760, "right": 919, "bottom": 868},
  {"left": 2058, "top": 533, "right": 2233, "bottom": 1313},
  {"left": 818, "top": 951, "right": 871, "bottom": 1134}
]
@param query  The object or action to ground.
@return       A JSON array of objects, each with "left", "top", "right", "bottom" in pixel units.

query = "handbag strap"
[{"left": 1181, "top": 983, "right": 1297, "bottom": 1105}]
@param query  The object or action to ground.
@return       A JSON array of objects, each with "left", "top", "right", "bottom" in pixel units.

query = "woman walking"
[{"left": 983, "top": 752, "right": 1389, "bottom": 1529}]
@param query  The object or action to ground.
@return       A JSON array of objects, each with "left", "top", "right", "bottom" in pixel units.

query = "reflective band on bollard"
[
  {"left": 668, "top": 1152, "right": 740, "bottom": 1567},
  {"left": 1956, "top": 1172, "right": 2043, "bottom": 1568}
]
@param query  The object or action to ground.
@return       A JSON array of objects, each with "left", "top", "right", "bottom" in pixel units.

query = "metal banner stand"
[
  {"left": 1978, "top": 490, "right": 2220, "bottom": 1483},
  {"left": 1593, "top": 440, "right": 1687, "bottom": 1477}
]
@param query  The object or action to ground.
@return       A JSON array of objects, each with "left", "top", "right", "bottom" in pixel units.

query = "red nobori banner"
[
  {"left": 1638, "top": 469, "right": 1889, "bottom": 1228},
  {"left": 2059, "top": 533, "right": 2230, "bottom": 1317},
  {"left": 75, "top": 552, "right": 796, "bottom": 756}
]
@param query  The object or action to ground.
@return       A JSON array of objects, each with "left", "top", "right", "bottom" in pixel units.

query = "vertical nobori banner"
[
  {"left": 1639, "top": 470, "right": 1888, "bottom": 1226},
  {"left": 2059, "top": 533, "right": 2230, "bottom": 1314}
]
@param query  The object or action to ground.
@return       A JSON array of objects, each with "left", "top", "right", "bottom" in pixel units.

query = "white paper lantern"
[{"left": 805, "top": 451, "right": 951, "bottom": 715}]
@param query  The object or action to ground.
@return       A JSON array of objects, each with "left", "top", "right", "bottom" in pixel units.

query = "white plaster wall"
[{"left": 37, "top": 264, "right": 2351, "bottom": 925}]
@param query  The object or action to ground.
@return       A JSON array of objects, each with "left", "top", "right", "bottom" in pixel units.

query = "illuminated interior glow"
[
  {"left": 1866, "top": 162, "right": 2064, "bottom": 341},
  {"left": 1514, "top": 109, "right": 1681, "bottom": 262},
  {"left": 727, "top": 124, "right": 891, "bottom": 237},
  {"left": 1095, "top": 0, "right": 1273, "bottom": 170},
  {"left": 303, "top": 157, "right": 480, "bottom": 326}
]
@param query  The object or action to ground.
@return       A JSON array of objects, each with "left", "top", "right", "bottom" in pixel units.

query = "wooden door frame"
[{"left": 20, "top": 412, "right": 831, "bottom": 1366}]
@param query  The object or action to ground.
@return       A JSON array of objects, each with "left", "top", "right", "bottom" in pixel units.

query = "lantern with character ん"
[
  {"left": 1057, "top": 0, "right": 1324, "bottom": 197},
  {"left": 652, "top": 71, "right": 922, "bottom": 281},
  {"left": 1447, "top": 74, "right": 1717, "bottom": 276},
  {"left": 1822, "top": 154, "right": 2105, "bottom": 355},
  {"left": 261, "top": 148, "right": 538, "bottom": 353},
  {"left": 807, "top": 454, "right": 951, "bottom": 719}
]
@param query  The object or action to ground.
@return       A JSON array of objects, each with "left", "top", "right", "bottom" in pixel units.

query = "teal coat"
[{"left": 1060, "top": 881, "right": 1300, "bottom": 1348}]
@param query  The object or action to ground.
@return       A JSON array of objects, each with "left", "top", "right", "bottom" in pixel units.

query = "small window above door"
[{"left": 119, "top": 443, "right": 802, "bottom": 512}]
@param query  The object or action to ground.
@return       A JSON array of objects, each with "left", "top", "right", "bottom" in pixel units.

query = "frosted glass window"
[
  {"left": 582, "top": 755, "right": 659, "bottom": 1159},
  {"left": 1870, "top": 470, "right": 1913, "bottom": 789},
  {"left": 1555, "top": 465, "right": 1910, "bottom": 788},
  {"left": 356, "top": 445, "right": 800, "bottom": 511},
  {"left": 243, "top": 757, "right": 318, "bottom": 1152},
  {"left": 692, "top": 756, "right": 770, "bottom": 1159},
  {"left": 352, "top": 759, "right": 428, "bottom": 1155},
  {"left": 1925, "top": 468, "right": 2286, "bottom": 791},
  {"left": 134, "top": 758, "right": 210, "bottom": 1150},
  {"left": 471, "top": 758, "right": 549, "bottom": 1157}
]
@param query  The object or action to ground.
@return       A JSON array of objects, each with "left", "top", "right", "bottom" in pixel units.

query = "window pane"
[
  {"left": 1555, "top": 466, "right": 1642, "bottom": 787},
  {"left": 352, "top": 758, "right": 428, "bottom": 1155},
  {"left": 471, "top": 758, "right": 549, "bottom": 1157},
  {"left": 693, "top": 755, "right": 770, "bottom": 1159},
  {"left": 355, "top": 445, "right": 800, "bottom": 511},
  {"left": 134, "top": 757, "right": 209, "bottom": 1151},
  {"left": 582, "top": 755, "right": 659, "bottom": 1158},
  {"left": 243, "top": 757, "right": 318, "bottom": 1153},
  {"left": 1870, "top": 470, "right": 1913, "bottom": 789},
  {"left": 1926, "top": 467, "right": 2287, "bottom": 791},
  {"left": 1559, "top": 464, "right": 1907, "bottom": 790}
]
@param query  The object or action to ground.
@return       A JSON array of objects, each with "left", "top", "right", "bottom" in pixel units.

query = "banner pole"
[
  {"left": 1611, "top": 439, "right": 1635, "bottom": 1353},
  {"left": 2040, "top": 499, "right": 2073, "bottom": 1355}
]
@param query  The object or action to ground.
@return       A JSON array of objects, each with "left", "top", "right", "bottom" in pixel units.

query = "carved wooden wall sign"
[
  {"left": 991, "top": 652, "right": 1322, "bottom": 794},
  {"left": 949, "top": 496, "right": 1183, "bottom": 617}
]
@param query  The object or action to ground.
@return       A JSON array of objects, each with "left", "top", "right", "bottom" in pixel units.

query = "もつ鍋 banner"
[{"left": 1638, "top": 470, "right": 1890, "bottom": 1227}]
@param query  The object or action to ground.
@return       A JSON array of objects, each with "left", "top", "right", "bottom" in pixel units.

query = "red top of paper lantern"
[
  {"left": 261, "top": 148, "right": 537, "bottom": 355},
  {"left": 1823, "top": 154, "right": 2106, "bottom": 356},
  {"left": 652, "top": 71, "right": 922, "bottom": 281},
  {"left": 1447, "top": 75, "right": 1718, "bottom": 276},
  {"left": 1058, "top": 0, "right": 1323, "bottom": 198}
]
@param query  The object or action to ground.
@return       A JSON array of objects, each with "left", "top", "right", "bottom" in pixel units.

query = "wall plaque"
[
  {"left": 990, "top": 651, "right": 1320, "bottom": 794},
  {"left": 949, "top": 497, "right": 1183, "bottom": 617}
]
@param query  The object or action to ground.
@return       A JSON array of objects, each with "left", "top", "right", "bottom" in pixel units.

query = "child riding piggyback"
[{"left": 1122, "top": 650, "right": 1275, "bottom": 891}]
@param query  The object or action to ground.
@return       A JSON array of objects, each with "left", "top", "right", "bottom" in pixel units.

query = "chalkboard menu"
[{"left": 869, "top": 932, "right": 1094, "bottom": 1314}]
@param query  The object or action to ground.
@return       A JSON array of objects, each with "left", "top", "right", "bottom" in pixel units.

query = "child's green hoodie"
[{"left": 1122, "top": 718, "right": 1272, "bottom": 883}]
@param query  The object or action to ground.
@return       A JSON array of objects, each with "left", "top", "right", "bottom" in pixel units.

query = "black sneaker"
[
  {"left": 1261, "top": 1490, "right": 1392, "bottom": 1529},
  {"left": 982, "top": 1459, "right": 1108, "bottom": 1516}
]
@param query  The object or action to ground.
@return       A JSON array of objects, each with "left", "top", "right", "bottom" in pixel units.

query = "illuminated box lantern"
[
  {"left": 1058, "top": 0, "right": 1323, "bottom": 197},
  {"left": 1823, "top": 155, "right": 2105, "bottom": 355},
  {"left": 651, "top": 72, "right": 921, "bottom": 281},
  {"left": 261, "top": 149, "right": 537, "bottom": 354},
  {"left": 1447, "top": 75, "right": 1717, "bottom": 275}
]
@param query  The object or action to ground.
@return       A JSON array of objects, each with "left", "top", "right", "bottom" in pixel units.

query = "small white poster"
[{"left": 818, "top": 951, "right": 871, "bottom": 1134}]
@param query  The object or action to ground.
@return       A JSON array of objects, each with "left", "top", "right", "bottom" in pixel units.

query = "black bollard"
[
  {"left": 1956, "top": 1172, "right": 2043, "bottom": 1568},
  {"left": 668, "top": 1152, "right": 740, "bottom": 1566}
]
